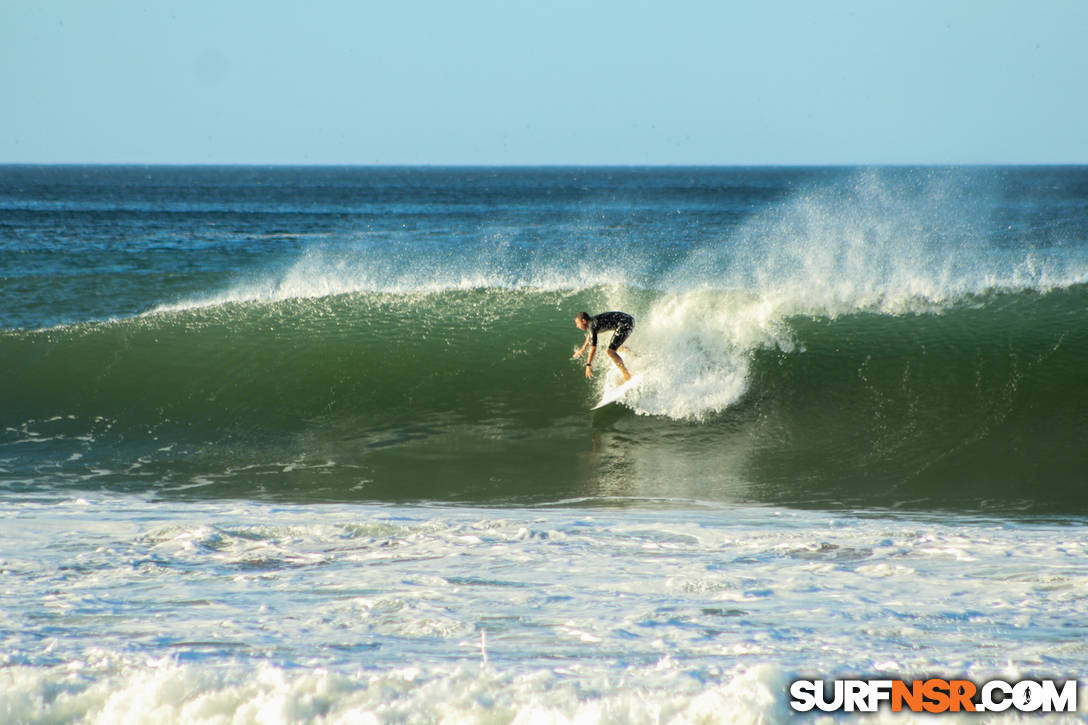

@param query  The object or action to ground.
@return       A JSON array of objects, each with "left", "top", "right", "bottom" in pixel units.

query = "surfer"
[{"left": 572, "top": 311, "right": 634, "bottom": 381}]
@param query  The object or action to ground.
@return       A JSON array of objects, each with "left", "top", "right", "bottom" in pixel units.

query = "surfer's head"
[{"left": 574, "top": 312, "right": 591, "bottom": 331}]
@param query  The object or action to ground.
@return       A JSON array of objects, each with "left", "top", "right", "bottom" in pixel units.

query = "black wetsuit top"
[{"left": 588, "top": 311, "right": 635, "bottom": 350}]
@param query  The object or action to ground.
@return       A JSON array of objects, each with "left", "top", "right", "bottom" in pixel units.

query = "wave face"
[{"left": 3, "top": 165, "right": 1088, "bottom": 512}]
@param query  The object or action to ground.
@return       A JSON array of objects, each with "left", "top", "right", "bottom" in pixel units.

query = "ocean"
[{"left": 1, "top": 165, "right": 1086, "bottom": 722}]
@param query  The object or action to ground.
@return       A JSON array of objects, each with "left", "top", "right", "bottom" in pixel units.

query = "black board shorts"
[
  {"left": 589, "top": 311, "right": 635, "bottom": 351},
  {"left": 607, "top": 319, "right": 633, "bottom": 350}
]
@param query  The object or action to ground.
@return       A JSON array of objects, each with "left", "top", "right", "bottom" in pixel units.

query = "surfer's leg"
[
  {"left": 606, "top": 322, "right": 634, "bottom": 381},
  {"left": 606, "top": 348, "right": 632, "bottom": 382}
]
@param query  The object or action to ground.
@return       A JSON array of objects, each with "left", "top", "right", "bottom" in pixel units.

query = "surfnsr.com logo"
[{"left": 789, "top": 678, "right": 1078, "bottom": 714}]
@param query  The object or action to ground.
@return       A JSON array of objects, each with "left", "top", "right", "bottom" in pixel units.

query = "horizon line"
[{"left": 4, "top": 161, "right": 1088, "bottom": 169}]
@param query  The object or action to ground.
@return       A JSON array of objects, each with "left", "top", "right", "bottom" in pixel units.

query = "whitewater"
[{"left": 2, "top": 165, "right": 1087, "bottom": 722}]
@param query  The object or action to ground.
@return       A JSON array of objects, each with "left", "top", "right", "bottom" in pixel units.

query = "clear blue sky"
[{"left": 3, "top": 0, "right": 1087, "bottom": 165}]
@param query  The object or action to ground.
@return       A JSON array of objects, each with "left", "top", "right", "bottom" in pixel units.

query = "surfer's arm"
[
  {"left": 584, "top": 345, "right": 597, "bottom": 378},
  {"left": 572, "top": 334, "right": 592, "bottom": 359}
]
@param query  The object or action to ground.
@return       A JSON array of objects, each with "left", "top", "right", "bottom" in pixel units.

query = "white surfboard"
[{"left": 591, "top": 374, "right": 643, "bottom": 410}]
